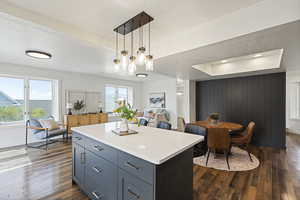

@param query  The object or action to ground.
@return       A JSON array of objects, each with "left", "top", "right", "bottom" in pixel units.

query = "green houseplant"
[
  {"left": 114, "top": 100, "right": 136, "bottom": 131},
  {"left": 73, "top": 100, "right": 85, "bottom": 114},
  {"left": 209, "top": 112, "right": 220, "bottom": 125}
]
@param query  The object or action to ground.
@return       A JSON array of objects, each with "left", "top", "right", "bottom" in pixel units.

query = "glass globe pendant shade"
[
  {"left": 137, "top": 47, "right": 146, "bottom": 65},
  {"left": 121, "top": 50, "right": 128, "bottom": 71},
  {"left": 145, "top": 55, "right": 154, "bottom": 71},
  {"left": 128, "top": 56, "right": 137, "bottom": 75},
  {"left": 113, "top": 58, "right": 120, "bottom": 72}
]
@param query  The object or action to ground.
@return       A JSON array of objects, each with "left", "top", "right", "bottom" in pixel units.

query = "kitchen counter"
[
  {"left": 72, "top": 122, "right": 203, "bottom": 165},
  {"left": 71, "top": 122, "right": 204, "bottom": 200}
]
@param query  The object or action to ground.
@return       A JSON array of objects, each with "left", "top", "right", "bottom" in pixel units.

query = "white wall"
[
  {"left": 286, "top": 71, "right": 300, "bottom": 134},
  {"left": 141, "top": 76, "right": 177, "bottom": 128},
  {"left": 0, "top": 63, "right": 142, "bottom": 120},
  {"left": 177, "top": 94, "right": 184, "bottom": 118},
  {"left": 176, "top": 80, "right": 196, "bottom": 124}
]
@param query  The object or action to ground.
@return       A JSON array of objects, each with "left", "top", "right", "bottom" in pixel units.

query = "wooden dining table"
[{"left": 192, "top": 120, "right": 243, "bottom": 132}]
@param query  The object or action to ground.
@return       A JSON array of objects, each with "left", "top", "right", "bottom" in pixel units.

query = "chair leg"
[
  {"left": 225, "top": 151, "right": 230, "bottom": 170},
  {"left": 25, "top": 126, "right": 28, "bottom": 147},
  {"left": 245, "top": 145, "right": 253, "bottom": 162},
  {"left": 247, "top": 150, "right": 253, "bottom": 162},
  {"left": 45, "top": 130, "right": 49, "bottom": 151},
  {"left": 206, "top": 149, "right": 211, "bottom": 166}
]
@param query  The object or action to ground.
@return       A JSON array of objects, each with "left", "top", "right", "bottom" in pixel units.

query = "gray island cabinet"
[{"left": 72, "top": 123, "right": 203, "bottom": 200}]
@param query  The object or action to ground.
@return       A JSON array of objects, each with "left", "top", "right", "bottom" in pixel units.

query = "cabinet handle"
[
  {"left": 92, "top": 191, "right": 102, "bottom": 199},
  {"left": 93, "top": 145, "right": 104, "bottom": 152},
  {"left": 128, "top": 188, "right": 140, "bottom": 199},
  {"left": 125, "top": 161, "right": 140, "bottom": 170},
  {"left": 80, "top": 152, "right": 85, "bottom": 164},
  {"left": 92, "top": 166, "right": 102, "bottom": 173}
]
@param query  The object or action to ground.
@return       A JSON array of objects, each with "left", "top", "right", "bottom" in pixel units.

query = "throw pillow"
[
  {"left": 39, "top": 119, "right": 59, "bottom": 131},
  {"left": 30, "top": 119, "right": 43, "bottom": 134}
]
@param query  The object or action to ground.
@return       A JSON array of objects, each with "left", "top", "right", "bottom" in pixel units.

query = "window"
[
  {"left": 105, "top": 85, "right": 133, "bottom": 112},
  {"left": 0, "top": 76, "right": 25, "bottom": 124},
  {"left": 29, "top": 79, "right": 54, "bottom": 119},
  {"left": 290, "top": 82, "right": 300, "bottom": 119},
  {"left": 0, "top": 75, "right": 59, "bottom": 125}
]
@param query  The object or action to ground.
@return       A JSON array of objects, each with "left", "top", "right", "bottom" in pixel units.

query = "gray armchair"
[{"left": 25, "top": 118, "right": 67, "bottom": 150}]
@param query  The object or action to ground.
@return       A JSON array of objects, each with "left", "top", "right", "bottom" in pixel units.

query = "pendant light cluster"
[{"left": 113, "top": 12, "right": 154, "bottom": 75}]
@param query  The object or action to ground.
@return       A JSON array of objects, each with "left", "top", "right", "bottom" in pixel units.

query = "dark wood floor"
[{"left": 0, "top": 134, "right": 299, "bottom": 200}]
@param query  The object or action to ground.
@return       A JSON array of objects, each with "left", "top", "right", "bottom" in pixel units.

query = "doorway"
[{"left": 0, "top": 75, "right": 59, "bottom": 149}]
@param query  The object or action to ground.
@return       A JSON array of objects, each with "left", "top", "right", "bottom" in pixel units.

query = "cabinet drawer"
[
  {"left": 85, "top": 152, "right": 117, "bottom": 200},
  {"left": 118, "top": 169, "right": 153, "bottom": 200},
  {"left": 85, "top": 138, "right": 118, "bottom": 164},
  {"left": 72, "top": 132, "right": 85, "bottom": 147},
  {"left": 66, "top": 115, "right": 78, "bottom": 126},
  {"left": 89, "top": 114, "right": 100, "bottom": 124},
  {"left": 99, "top": 113, "right": 108, "bottom": 123},
  {"left": 118, "top": 151, "right": 154, "bottom": 184},
  {"left": 78, "top": 115, "right": 90, "bottom": 126}
]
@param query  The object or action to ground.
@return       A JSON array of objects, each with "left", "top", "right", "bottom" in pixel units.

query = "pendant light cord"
[
  {"left": 148, "top": 21, "right": 151, "bottom": 55},
  {"left": 139, "top": 25, "right": 144, "bottom": 48},
  {"left": 131, "top": 30, "right": 133, "bottom": 56},
  {"left": 115, "top": 31, "right": 118, "bottom": 57},
  {"left": 123, "top": 24, "right": 126, "bottom": 51}
]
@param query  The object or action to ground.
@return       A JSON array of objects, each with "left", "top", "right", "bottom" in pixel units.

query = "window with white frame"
[
  {"left": 290, "top": 82, "right": 300, "bottom": 119},
  {"left": 0, "top": 75, "right": 60, "bottom": 124},
  {"left": 105, "top": 85, "right": 133, "bottom": 113}
]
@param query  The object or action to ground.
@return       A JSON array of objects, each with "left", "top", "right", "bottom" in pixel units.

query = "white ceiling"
[
  {"left": 0, "top": 0, "right": 299, "bottom": 81},
  {"left": 2, "top": 0, "right": 264, "bottom": 49},
  {"left": 0, "top": 13, "right": 113, "bottom": 77}
]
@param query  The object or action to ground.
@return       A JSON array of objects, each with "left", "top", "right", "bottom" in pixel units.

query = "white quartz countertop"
[{"left": 71, "top": 122, "right": 204, "bottom": 165}]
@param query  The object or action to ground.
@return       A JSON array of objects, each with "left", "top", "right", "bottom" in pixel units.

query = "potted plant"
[
  {"left": 73, "top": 100, "right": 85, "bottom": 114},
  {"left": 114, "top": 100, "right": 136, "bottom": 132},
  {"left": 209, "top": 113, "right": 220, "bottom": 125}
]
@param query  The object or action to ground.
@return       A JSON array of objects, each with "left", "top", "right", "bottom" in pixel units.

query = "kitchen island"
[{"left": 72, "top": 122, "right": 203, "bottom": 200}]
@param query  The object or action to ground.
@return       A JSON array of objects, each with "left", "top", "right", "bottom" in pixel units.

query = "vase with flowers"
[{"left": 114, "top": 100, "right": 137, "bottom": 132}]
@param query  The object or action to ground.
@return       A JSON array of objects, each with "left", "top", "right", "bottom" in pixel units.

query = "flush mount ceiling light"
[
  {"left": 113, "top": 12, "right": 154, "bottom": 75},
  {"left": 221, "top": 60, "right": 228, "bottom": 63},
  {"left": 136, "top": 73, "right": 148, "bottom": 78},
  {"left": 25, "top": 50, "right": 52, "bottom": 59}
]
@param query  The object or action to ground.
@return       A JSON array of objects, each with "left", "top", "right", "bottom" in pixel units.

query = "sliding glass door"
[
  {"left": 0, "top": 75, "right": 58, "bottom": 149},
  {"left": 0, "top": 76, "right": 25, "bottom": 125},
  {"left": 29, "top": 79, "right": 53, "bottom": 119}
]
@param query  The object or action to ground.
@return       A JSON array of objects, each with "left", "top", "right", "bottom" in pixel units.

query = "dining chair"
[
  {"left": 184, "top": 124, "right": 207, "bottom": 157},
  {"left": 139, "top": 118, "right": 149, "bottom": 126},
  {"left": 231, "top": 121, "right": 255, "bottom": 162},
  {"left": 206, "top": 128, "right": 231, "bottom": 170},
  {"left": 156, "top": 121, "right": 172, "bottom": 130}
]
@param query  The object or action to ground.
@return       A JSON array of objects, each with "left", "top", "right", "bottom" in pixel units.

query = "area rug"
[{"left": 193, "top": 147, "right": 259, "bottom": 171}]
